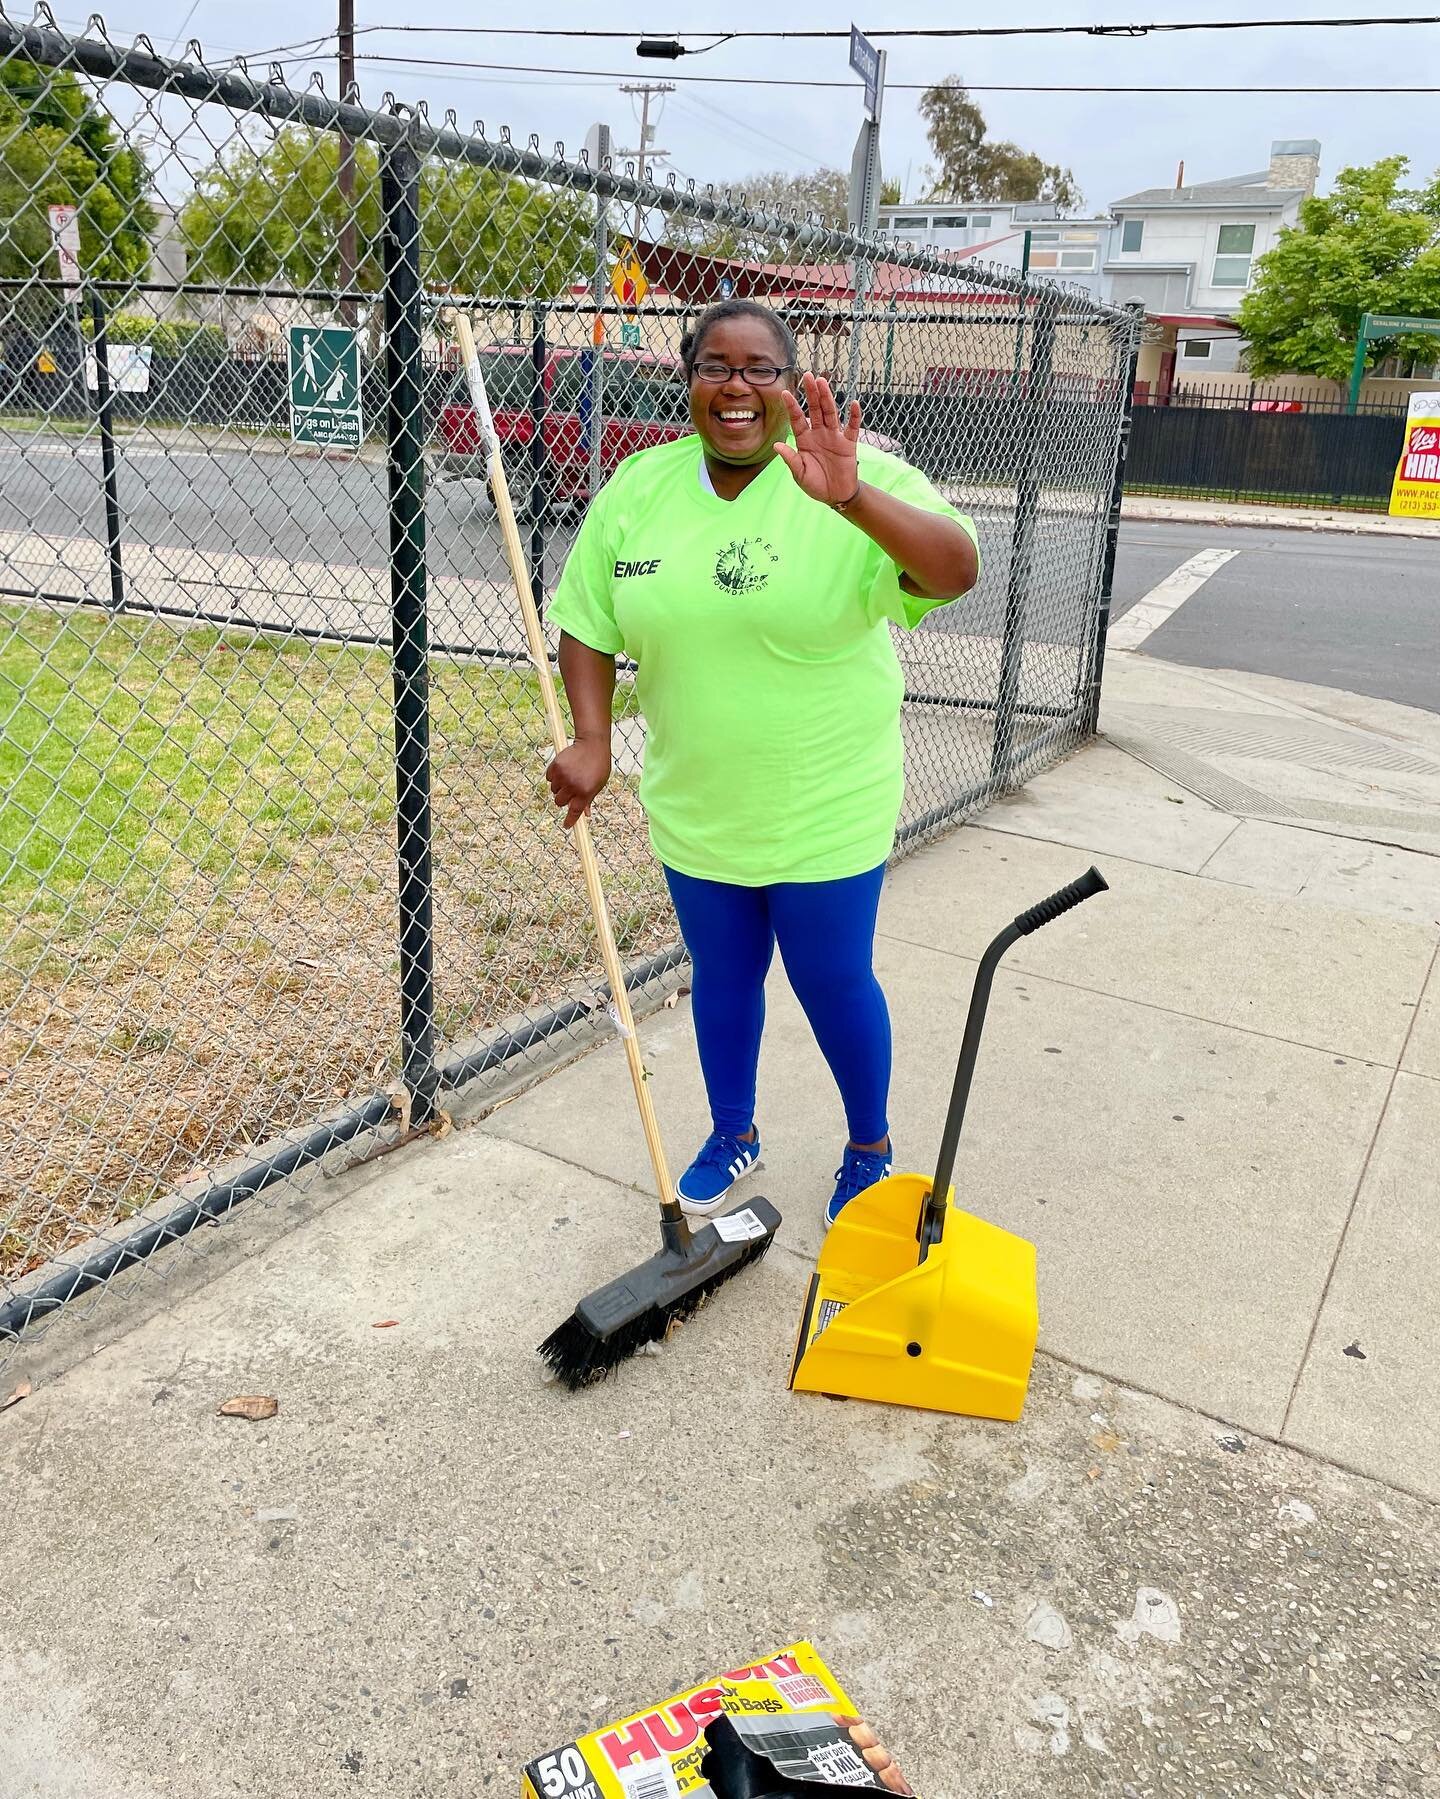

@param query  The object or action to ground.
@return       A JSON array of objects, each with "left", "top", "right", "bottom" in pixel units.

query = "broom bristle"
[{"left": 539, "top": 1231, "right": 774, "bottom": 1390}]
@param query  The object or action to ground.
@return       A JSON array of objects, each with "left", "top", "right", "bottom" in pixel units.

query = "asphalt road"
[
  {"left": 3, "top": 436, "right": 1436, "bottom": 714},
  {"left": 0, "top": 435, "right": 1105, "bottom": 648},
  {"left": 1109, "top": 521, "right": 1440, "bottom": 717}
]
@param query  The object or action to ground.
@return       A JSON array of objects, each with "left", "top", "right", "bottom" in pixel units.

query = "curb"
[{"left": 1121, "top": 501, "right": 1440, "bottom": 542}]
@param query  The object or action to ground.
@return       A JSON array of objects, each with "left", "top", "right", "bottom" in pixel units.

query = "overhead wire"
[{"left": 243, "top": 49, "right": 1440, "bottom": 94}]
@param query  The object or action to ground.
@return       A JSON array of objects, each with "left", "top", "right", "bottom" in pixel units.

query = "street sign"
[
  {"left": 287, "top": 325, "right": 363, "bottom": 451},
  {"left": 85, "top": 344, "right": 152, "bottom": 394},
  {"left": 849, "top": 24, "right": 882, "bottom": 121},
  {"left": 848, "top": 118, "right": 881, "bottom": 235},
  {"left": 1388, "top": 391, "right": 1440, "bottom": 520},
  {"left": 48, "top": 203, "right": 82, "bottom": 302},
  {"left": 609, "top": 241, "right": 649, "bottom": 308},
  {"left": 1368, "top": 314, "right": 1437, "bottom": 335},
  {"left": 620, "top": 321, "right": 642, "bottom": 349}
]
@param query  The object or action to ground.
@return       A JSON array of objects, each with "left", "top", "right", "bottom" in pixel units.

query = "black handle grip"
[{"left": 1013, "top": 865, "right": 1108, "bottom": 936}]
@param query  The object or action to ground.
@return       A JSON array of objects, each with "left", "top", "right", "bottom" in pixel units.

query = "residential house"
[
  {"left": 874, "top": 200, "right": 1113, "bottom": 303},
  {"left": 1105, "top": 140, "right": 1320, "bottom": 390}
]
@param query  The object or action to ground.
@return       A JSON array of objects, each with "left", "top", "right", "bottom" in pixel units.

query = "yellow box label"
[{"left": 522, "top": 1642, "right": 869, "bottom": 1799}]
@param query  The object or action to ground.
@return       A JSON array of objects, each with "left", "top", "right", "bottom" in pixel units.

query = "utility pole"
[
  {"left": 337, "top": 0, "right": 357, "bottom": 326},
  {"left": 617, "top": 83, "right": 673, "bottom": 246}
]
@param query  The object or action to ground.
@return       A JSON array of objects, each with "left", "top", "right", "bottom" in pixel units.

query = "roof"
[
  {"left": 615, "top": 235, "right": 1035, "bottom": 308},
  {"left": 1149, "top": 313, "right": 1241, "bottom": 330},
  {"left": 1113, "top": 182, "right": 1300, "bottom": 210}
]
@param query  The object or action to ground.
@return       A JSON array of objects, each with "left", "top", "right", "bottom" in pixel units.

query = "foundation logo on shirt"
[{"left": 714, "top": 536, "right": 780, "bottom": 596}]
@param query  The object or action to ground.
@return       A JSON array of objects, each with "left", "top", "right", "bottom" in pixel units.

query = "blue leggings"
[{"left": 663, "top": 864, "right": 891, "bottom": 1146}]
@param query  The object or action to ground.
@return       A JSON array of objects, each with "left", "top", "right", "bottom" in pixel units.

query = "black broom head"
[{"left": 539, "top": 1198, "right": 782, "bottom": 1390}]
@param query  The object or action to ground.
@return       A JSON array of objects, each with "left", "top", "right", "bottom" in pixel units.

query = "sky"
[{"left": 48, "top": 0, "right": 1440, "bottom": 212}]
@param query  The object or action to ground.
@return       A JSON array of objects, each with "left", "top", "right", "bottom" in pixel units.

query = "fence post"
[
  {"left": 529, "top": 301, "right": 549, "bottom": 618},
  {"left": 380, "top": 135, "right": 438, "bottom": 1126},
  {"left": 589, "top": 196, "right": 608, "bottom": 502},
  {"left": 86, "top": 285, "right": 126, "bottom": 611},
  {"left": 990, "top": 290, "right": 1056, "bottom": 784},
  {"left": 1084, "top": 303, "right": 1145, "bottom": 734}
]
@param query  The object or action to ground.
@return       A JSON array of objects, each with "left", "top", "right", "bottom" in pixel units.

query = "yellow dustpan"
[{"left": 788, "top": 866, "right": 1108, "bottom": 1421}]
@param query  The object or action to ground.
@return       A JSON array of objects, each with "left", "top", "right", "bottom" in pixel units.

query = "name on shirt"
[{"left": 613, "top": 558, "right": 662, "bottom": 578}]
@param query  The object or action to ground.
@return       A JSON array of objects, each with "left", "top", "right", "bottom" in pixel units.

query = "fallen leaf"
[
  {"left": 372, "top": 1320, "right": 400, "bottom": 1329},
  {"left": 218, "top": 1395, "right": 278, "bottom": 1421},
  {"left": 2, "top": 1378, "right": 32, "bottom": 1411},
  {"left": 1093, "top": 1430, "right": 1122, "bottom": 1453}
]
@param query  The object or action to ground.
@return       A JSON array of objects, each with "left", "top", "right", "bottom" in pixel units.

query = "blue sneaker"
[
  {"left": 825, "top": 1142, "right": 893, "bottom": 1231},
  {"left": 676, "top": 1129, "right": 762, "bottom": 1218}
]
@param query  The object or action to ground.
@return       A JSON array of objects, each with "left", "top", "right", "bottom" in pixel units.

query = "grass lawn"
[{"left": 0, "top": 600, "right": 670, "bottom": 1281}]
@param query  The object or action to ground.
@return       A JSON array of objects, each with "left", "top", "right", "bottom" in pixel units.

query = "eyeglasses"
[{"left": 690, "top": 360, "right": 794, "bottom": 387}]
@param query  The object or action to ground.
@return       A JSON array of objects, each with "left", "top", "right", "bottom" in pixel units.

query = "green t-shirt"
[{"left": 548, "top": 434, "right": 978, "bottom": 886}]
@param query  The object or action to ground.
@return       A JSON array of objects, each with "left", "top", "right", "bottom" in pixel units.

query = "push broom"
[{"left": 447, "top": 311, "right": 780, "bottom": 1389}]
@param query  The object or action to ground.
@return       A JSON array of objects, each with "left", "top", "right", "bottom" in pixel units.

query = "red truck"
[{"left": 432, "top": 343, "right": 689, "bottom": 506}]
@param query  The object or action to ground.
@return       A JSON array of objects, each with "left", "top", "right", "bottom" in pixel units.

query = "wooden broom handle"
[{"left": 452, "top": 312, "right": 680, "bottom": 1218}]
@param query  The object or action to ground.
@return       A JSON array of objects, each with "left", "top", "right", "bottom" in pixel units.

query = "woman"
[{"left": 546, "top": 299, "right": 979, "bottom": 1228}]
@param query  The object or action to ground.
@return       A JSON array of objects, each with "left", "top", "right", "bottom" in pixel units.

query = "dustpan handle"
[
  {"left": 922, "top": 866, "right": 1108, "bottom": 1249},
  {"left": 1013, "top": 864, "right": 1108, "bottom": 936}
]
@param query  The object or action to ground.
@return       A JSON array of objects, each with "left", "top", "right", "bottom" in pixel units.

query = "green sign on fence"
[
  {"left": 620, "top": 321, "right": 642, "bottom": 349},
  {"left": 287, "top": 325, "right": 363, "bottom": 449}
]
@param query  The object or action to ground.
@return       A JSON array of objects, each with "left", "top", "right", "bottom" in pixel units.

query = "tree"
[
  {"left": 918, "top": 78, "right": 1082, "bottom": 213},
  {"left": 180, "top": 128, "right": 590, "bottom": 302},
  {"left": 1236, "top": 156, "right": 1440, "bottom": 380},
  {"left": 733, "top": 168, "right": 849, "bottom": 225},
  {"left": 880, "top": 177, "right": 902, "bottom": 206},
  {"left": 0, "top": 64, "right": 155, "bottom": 328},
  {"left": 682, "top": 166, "right": 875, "bottom": 258}
]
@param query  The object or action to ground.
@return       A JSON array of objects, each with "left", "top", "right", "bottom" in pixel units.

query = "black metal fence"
[
  {"left": 1156, "top": 379, "right": 1415, "bottom": 418},
  {"left": 1126, "top": 404, "right": 1408, "bottom": 510}
]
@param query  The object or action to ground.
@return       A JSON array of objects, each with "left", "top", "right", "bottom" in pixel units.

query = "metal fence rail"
[{"left": 0, "top": 8, "right": 1139, "bottom": 1353}]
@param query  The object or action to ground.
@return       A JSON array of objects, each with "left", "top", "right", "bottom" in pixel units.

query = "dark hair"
[{"left": 680, "top": 299, "right": 797, "bottom": 380}]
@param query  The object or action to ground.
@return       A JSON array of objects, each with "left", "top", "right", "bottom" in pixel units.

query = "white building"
[
  {"left": 1105, "top": 140, "right": 1321, "bottom": 377},
  {"left": 874, "top": 201, "right": 1113, "bottom": 303}
]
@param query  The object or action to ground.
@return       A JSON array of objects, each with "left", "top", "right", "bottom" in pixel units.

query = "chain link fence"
[{"left": 0, "top": 8, "right": 1141, "bottom": 1356}]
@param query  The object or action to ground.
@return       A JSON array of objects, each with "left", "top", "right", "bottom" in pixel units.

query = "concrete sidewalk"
[
  {"left": 3, "top": 651, "right": 1439, "bottom": 1798},
  {"left": 1122, "top": 492, "right": 1440, "bottom": 540}
]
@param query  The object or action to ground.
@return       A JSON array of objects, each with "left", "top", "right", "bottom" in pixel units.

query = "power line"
[
  {"left": 344, "top": 15, "right": 1440, "bottom": 37},
  {"left": 280, "top": 51, "right": 1440, "bottom": 95},
  {"left": 229, "top": 13, "right": 1440, "bottom": 63}
]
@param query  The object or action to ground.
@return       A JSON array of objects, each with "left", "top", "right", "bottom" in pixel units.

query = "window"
[
  {"left": 971, "top": 214, "right": 992, "bottom": 226},
  {"left": 932, "top": 213, "right": 968, "bottom": 229},
  {"left": 1121, "top": 219, "right": 1144, "bottom": 253},
  {"left": 1212, "top": 222, "right": 1255, "bottom": 288},
  {"left": 1028, "top": 250, "right": 1058, "bottom": 268},
  {"left": 892, "top": 214, "right": 929, "bottom": 229},
  {"left": 1029, "top": 230, "right": 1062, "bottom": 244},
  {"left": 1180, "top": 339, "right": 1212, "bottom": 360},
  {"left": 1060, "top": 249, "right": 1096, "bottom": 270}
]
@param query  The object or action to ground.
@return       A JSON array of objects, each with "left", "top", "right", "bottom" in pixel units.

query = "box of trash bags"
[{"left": 521, "top": 1641, "right": 913, "bottom": 1799}]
